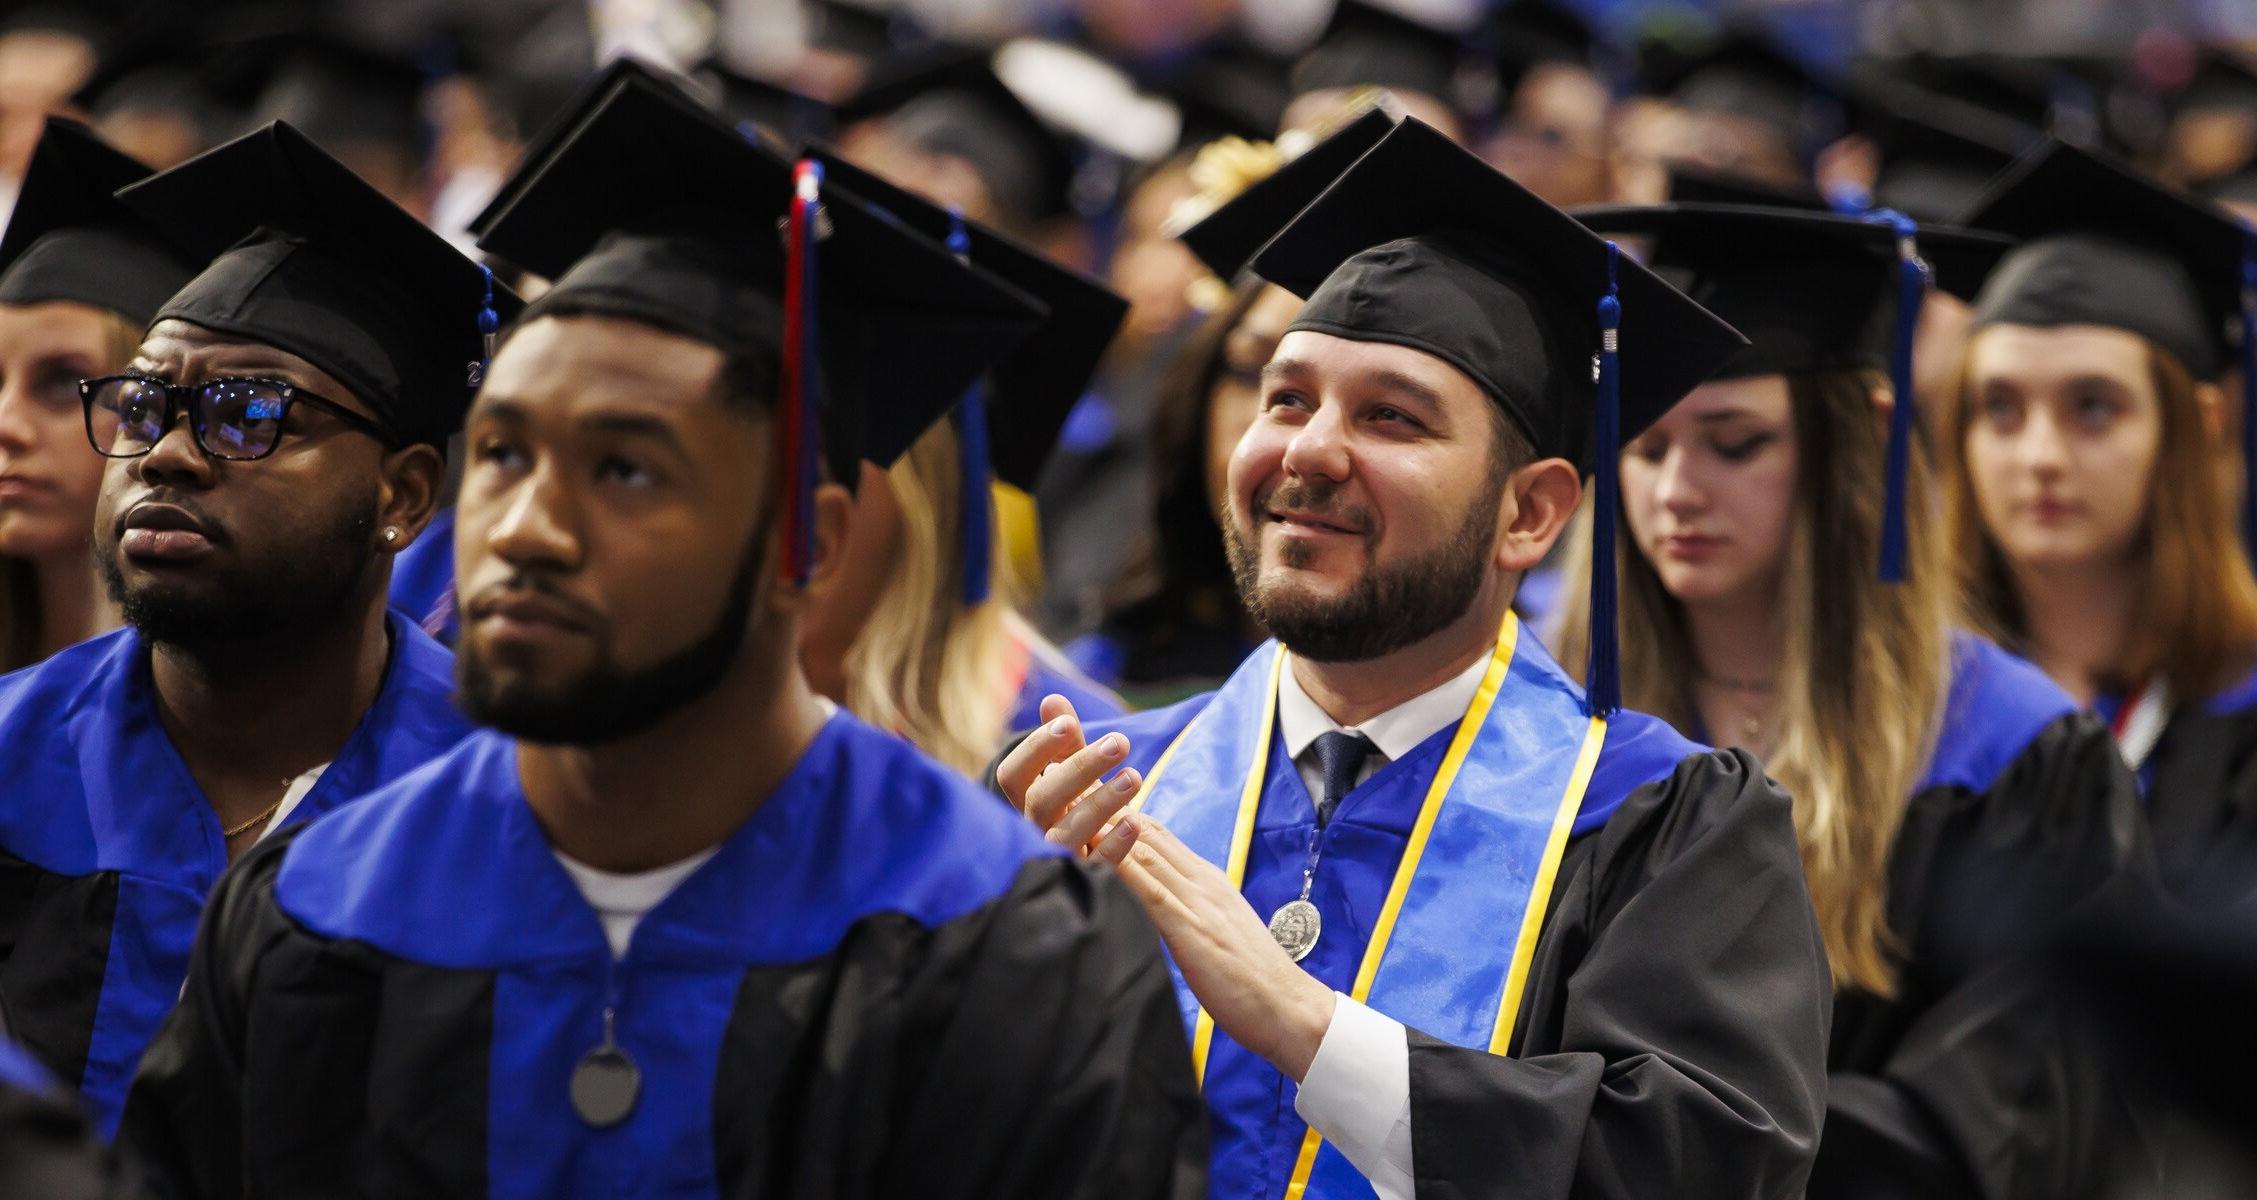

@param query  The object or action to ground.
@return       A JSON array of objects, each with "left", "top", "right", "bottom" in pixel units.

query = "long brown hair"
[
  {"left": 1553, "top": 370, "right": 1952, "bottom": 995},
  {"left": 1941, "top": 336, "right": 2257, "bottom": 702}
]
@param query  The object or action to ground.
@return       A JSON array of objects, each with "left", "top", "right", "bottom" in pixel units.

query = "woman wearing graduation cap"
[
  {"left": 0, "top": 117, "right": 199, "bottom": 670},
  {"left": 793, "top": 148, "right": 1129, "bottom": 775},
  {"left": 1553, "top": 199, "right": 2152, "bottom": 1198},
  {"left": 999, "top": 115, "right": 1830, "bottom": 1200},
  {"left": 1941, "top": 139, "right": 2257, "bottom": 909}
]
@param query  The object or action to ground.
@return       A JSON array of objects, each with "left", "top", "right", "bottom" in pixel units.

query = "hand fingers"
[
  {"left": 1024, "top": 730, "right": 1132, "bottom": 832},
  {"left": 1090, "top": 814, "right": 1139, "bottom": 866},
  {"left": 1047, "top": 767, "right": 1140, "bottom": 851},
  {"left": 996, "top": 702, "right": 1085, "bottom": 812}
]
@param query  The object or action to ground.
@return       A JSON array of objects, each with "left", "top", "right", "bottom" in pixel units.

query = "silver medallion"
[
  {"left": 570, "top": 1045, "right": 642, "bottom": 1127},
  {"left": 1268, "top": 898, "right": 1322, "bottom": 961}
]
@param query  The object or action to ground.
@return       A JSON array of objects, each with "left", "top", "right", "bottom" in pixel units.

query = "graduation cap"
[
  {"left": 1962, "top": 138, "right": 2257, "bottom": 551},
  {"left": 472, "top": 59, "right": 1047, "bottom": 584},
  {"left": 114, "top": 121, "right": 521, "bottom": 449},
  {"left": 697, "top": 60, "right": 839, "bottom": 147},
  {"left": 839, "top": 45, "right": 1079, "bottom": 227},
  {"left": 2174, "top": 50, "right": 2257, "bottom": 118},
  {"left": 1208, "top": 115, "right": 1744, "bottom": 712},
  {"left": 805, "top": 146, "right": 1127, "bottom": 603},
  {"left": 1155, "top": 42, "right": 1294, "bottom": 151},
  {"left": 1576, "top": 201, "right": 2012, "bottom": 578},
  {"left": 233, "top": 32, "right": 433, "bottom": 166},
  {"left": 809, "top": 0, "right": 913, "bottom": 63},
  {"left": 1642, "top": 27, "right": 1842, "bottom": 164},
  {"left": 0, "top": 116, "right": 201, "bottom": 326},
  {"left": 1292, "top": 0, "right": 1465, "bottom": 111},
  {"left": 1175, "top": 103, "right": 1396, "bottom": 280},
  {"left": 1482, "top": 0, "right": 1602, "bottom": 97},
  {"left": 1843, "top": 72, "right": 2038, "bottom": 223}
]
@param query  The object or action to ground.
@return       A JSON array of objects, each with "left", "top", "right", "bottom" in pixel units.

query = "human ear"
[
  {"left": 773, "top": 479, "right": 855, "bottom": 617},
  {"left": 1495, "top": 457, "right": 1583, "bottom": 573},
  {"left": 374, "top": 443, "right": 446, "bottom": 552}
]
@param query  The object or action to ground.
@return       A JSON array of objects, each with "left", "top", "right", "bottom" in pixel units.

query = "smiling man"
[
  {"left": 999, "top": 117, "right": 1831, "bottom": 1199},
  {"left": 0, "top": 121, "right": 513, "bottom": 1132},
  {"left": 119, "top": 62, "right": 1203, "bottom": 1199}
]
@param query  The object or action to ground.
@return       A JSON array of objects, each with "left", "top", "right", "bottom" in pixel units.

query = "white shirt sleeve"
[{"left": 1293, "top": 993, "right": 1416, "bottom": 1200}]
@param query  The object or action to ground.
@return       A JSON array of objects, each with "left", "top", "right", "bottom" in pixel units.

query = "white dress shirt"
[{"left": 1275, "top": 653, "right": 1490, "bottom": 1200}]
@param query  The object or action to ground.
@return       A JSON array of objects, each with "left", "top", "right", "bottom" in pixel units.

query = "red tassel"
[{"left": 780, "top": 161, "right": 819, "bottom": 582}]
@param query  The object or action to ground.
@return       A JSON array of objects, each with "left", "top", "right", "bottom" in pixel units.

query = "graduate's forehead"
[{"left": 474, "top": 312, "right": 734, "bottom": 425}]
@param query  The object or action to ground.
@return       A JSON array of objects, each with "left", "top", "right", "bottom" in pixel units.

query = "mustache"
[
  {"left": 1257, "top": 478, "right": 1372, "bottom": 530},
  {"left": 466, "top": 571, "right": 605, "bottom": 626},
  {"left": 114, "top": 489, "right": 228, "bottom": 544}
]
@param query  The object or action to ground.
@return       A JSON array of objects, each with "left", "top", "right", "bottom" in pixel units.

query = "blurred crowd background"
[{"left": 4, "top": 0, "right": 2256, "bottom": 701}]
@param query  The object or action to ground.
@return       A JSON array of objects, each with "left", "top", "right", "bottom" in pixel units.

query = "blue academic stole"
[{"left": 1132, "top": 614, "right": 1605, "bottom": 1200}]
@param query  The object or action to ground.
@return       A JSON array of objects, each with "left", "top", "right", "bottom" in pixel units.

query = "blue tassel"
[
  {"left": 474, "top": 263, "right": 499, "bottom": 388},
  {"left": 1824, "top": 181, "right": 1873, "bottom": 215},
  {"left": 793, "top": 161, "right": 825, "bottom": 586},
  {"left": 1866, "top": 208, "right": 1929, "bottom": 583},
  {"left": 1587, "top": 243, "right": 1623, "bottom": 718},
  {"left": 944, "top": 211, "right": 994, "bottom": 607},
  {"left": 2240, "top": 227, "right": 2257, "bottom": 565}
]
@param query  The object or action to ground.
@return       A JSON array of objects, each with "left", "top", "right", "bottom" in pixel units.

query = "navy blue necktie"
[{"left": 1311, "top": 730, "right": 1375, "bottom": 827}]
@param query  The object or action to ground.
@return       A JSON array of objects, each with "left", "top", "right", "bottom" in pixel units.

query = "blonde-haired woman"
[
  {"left": 0, "top": 118, "right": 199, "bottom": 672},
  {"left": 1942, "top": 140, "right": 2257, "bottom": 908},
  {"left": 797, "top": 150, "right": 1126, "bottom": 778},
  {"left": 1557, "top": 201, "right": 2147, "bottom": 1198}
]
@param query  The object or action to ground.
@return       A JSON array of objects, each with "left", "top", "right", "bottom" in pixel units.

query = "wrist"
[{"left": 1268, "top": 971, "right": 1338, "bottom": 1083}]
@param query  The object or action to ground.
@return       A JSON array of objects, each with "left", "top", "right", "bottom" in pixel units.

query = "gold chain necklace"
[{"left": 221, "top": 784, "right": 293, "bottom": 839}]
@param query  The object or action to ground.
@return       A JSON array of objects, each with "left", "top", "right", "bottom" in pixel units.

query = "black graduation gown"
[
  {"left": 1407, "top": 747, "right": 1834, "bottom": 1198},
  {"left": 2139, "top": 671, "right": 2257, "bottom": 908},
  {"left": 119, "top": 718, "right": 1205, "bottom": 1200},
  {"left": 0, "top": 1038, "right": 143, "bottom": 1199},
  {"left": 1813, "top": 636, "right": 2153, "bottom": 1200}
]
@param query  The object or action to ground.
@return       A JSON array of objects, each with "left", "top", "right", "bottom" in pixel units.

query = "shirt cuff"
[{"left": 1293, "top": 993, "right": 1416, "bottom": 1200}]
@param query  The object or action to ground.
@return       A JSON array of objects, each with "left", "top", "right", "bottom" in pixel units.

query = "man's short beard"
[
  {"left": 456, "top": 520, "right": 771, "bottom": 746},
  {"left": 97, "top": 500, "right": 375, "bottom": 652},
  {"left": 1224, "top": 474, "right": 1504, "bottom": 663}
]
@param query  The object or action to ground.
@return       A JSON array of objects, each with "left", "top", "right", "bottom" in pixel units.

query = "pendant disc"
[
  {"left": 1268, "top": 899, "right": 1322, "bottom": 962},
  {"left": 570, "top": 1045, "right": 642, "bottom": 1128}
]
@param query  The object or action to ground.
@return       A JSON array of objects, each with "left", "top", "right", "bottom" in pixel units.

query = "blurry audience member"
[
  {"left": 1284, "top": 0, "right": 1465, "bottom": 142},
  {"left": 0, "top": 118, "right": 198, "bottom": 672},
  {"left": 2159, "top": 49, "right": 2257, "bottom": 192},
  {"left": 1480, "top": 0, "right": 1613, "bottom": 207},
  {"left": 0, "top": 9, "right": 97, "bottom": 215},
  {"left": 1946, "top": 141, "right": 2257, "bottom": 907},
  {"left": 1618, "top": 27, "right": 1837, "bottom": 200}
]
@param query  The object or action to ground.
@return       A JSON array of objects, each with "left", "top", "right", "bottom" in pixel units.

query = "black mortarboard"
[
  {"left": 809, "top": 0, "right": 910, "bottom": 62},
  {"left": 1643, "top": 28, "right": 1842, "bottom": 164},
  {"left": 1965, "top": 137, "right": 2257, "bottom": 550},
  {"left": 1212, "top": 115, "right": 1746, "bottom": 712},
  {"left": 471, "top": 60, "right": 1046, "bottom": 576},
  {"left": 840, "top": 46, "right": 1079, "bottom": 226},
  {"left": 1845, "top": 72, "right": 2036, "bottom": 223},
  {"left": 237, "top": 33, "right": 431, "bottom": 162},
  {"left": 1575, "top": 201, "right": 2012, "bottom": 580},
  {"left": 1574, "top": 202, "right": 2008, "bottom": 378},
  {"left": 1292, "top": 1, "right": 1464, "bottom": 110},
  {"left": 806, "top": 146, "right": 1125, "bottom": 603},
  {"left": 1175, "top": 103, "right": 1396, "bottom": 280},
  {"left": 804, "top": 147, "right": 1125, "bottom": 490},
  {"left": 115, "top": 121, "right": 521, "bottom": 448},
  {"left": 1157, "top": 43, "right": 1294, "bottom": 150},
  {"left": 2173, "top": 50, "right": 2257, "bottom": 119},
  {"left": 1964, "top": 138, "right": 2244, "bottom": 381},
  {"left": 1483, "top": 0, "right": 1600, "bottom": 97},
  {"left": 698, "top": 60, "right": 838, "bottom": 147},
  {"left": 0, "top": 117, "right": 200, "bottom": 326}
]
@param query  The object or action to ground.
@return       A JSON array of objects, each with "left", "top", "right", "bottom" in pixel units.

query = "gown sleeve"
[
  {"left": 1814, "top": 711, "right": 2155, "bottom": 1200},
  {"left": 114, "top": 829, "right": 304, "bottom": 1200},
  {"left": 2147, "top": 703, "right": 2257, "bottom": 907},
  {"left": 0, "top": 1041, "right": 144, "bottom": 1200},
  {"left": 1401, "top": 748, "right": 1833, "bottom": 1199},
  {"left": 870, "top": 856, "right": 1208, "bottom": 1200}
]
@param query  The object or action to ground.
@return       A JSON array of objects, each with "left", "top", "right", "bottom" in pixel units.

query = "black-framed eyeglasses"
[{"left": 80, "top": 373, "right": 398, "bottom": 462}]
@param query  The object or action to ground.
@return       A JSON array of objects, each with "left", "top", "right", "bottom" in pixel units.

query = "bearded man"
[{"left": 998, "top": 116, "right": 1831, "bottom": 1200}]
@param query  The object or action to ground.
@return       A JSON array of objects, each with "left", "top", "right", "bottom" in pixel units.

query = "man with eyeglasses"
[{"left": 0, "top": 120, "right": 517, "bottom": 1132}]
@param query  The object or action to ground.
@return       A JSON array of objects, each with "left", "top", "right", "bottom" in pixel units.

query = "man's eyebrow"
[
  {"left": 1369, "top": 369, "right": 1448, "bottom": 412},
  {"left": 1259, "top": 358, "right": 1309, "bottom": 387}
]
